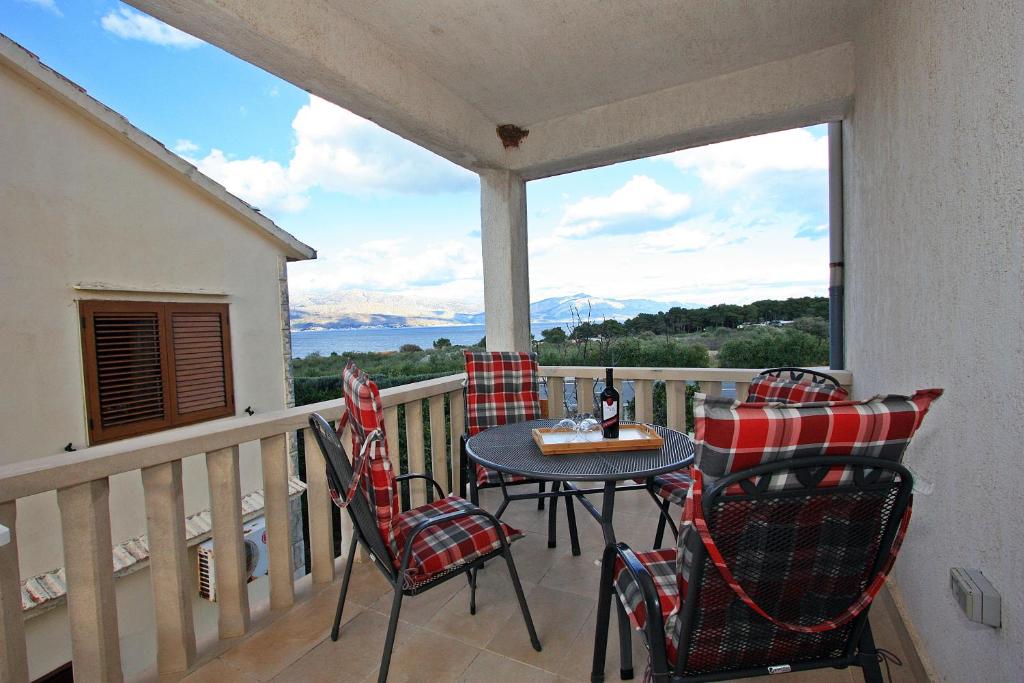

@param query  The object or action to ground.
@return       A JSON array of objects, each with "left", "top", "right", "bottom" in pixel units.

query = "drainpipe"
[{"left": 828, "top": 121, "right": 845, "bottom": 370}]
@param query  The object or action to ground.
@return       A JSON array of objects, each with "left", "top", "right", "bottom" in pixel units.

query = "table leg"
[{"left": 591, "top": 481, "right": 624, "bottom": 683}]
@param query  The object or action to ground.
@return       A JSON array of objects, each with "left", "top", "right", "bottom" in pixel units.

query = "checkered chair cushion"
[
  {"left": 393, "top": 495, "right": 523, "bottom": 588},
  {"left": 747, "top": 372, "right": 849, "bottom": 404},
  {"left": 614, "top": 548, "right": 682, "bottom": 661},
  {"left": 663, "top": 389, "right": 942, "bottom": 672},
  {"left": 694, "top": 389, "right": 943, "bottom": 490},
  {"left": 649, "top": 470, "right": 693, "bottom": 507},
  {"left": 342, "top": 363, "right": 400, "bottom": 555},
  {"left": 464, "top": 350, "right": 541, "bottom": 487}
]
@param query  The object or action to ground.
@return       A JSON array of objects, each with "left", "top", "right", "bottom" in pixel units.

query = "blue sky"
[{"left": 4, "top": 0, "right": 830, "bottom": 309}]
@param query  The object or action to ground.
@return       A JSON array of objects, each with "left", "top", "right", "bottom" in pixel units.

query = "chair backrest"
[
  {"left": 669, "top": 389, "right": 942, "bottom": 676},
  {"left": 342, "top": 362, "right": 401, "bottom": 556},
  {"left": 748, "top": 367, "right": 849, "bottom": 404},
  {"left": 306, "top": 412, "right": 395, "bottom": 577},
  {"left": 463, "top": 350, "right": 541, "bottom": 436},
  {"left": 672, "top": 456, "right": 913, "bottom": 677}
]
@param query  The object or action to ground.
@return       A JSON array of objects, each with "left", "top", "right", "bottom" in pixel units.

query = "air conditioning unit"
[{"left": 197, "top": 516, "right": 269, "bottom": 602}]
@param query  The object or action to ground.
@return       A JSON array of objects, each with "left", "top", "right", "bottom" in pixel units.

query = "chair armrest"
[
  {"left": 397, "top": 507, "right": 511, "bottom": 579},
  {"left": 395, "top": 473, "right": 446, "bottom": 500},
  {"left": 613, "top": 542, "right": 671, "bottom": 677}
]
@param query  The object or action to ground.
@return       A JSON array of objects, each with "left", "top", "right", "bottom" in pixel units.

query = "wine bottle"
[{"left": 600, "top": 367, "right": 620, "bottom": 438}]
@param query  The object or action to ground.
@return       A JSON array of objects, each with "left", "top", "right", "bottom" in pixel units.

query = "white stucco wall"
[
  {"left": 845, "top": 2, "right": 1024, "bottom": 680},
  {"left": 0, "top": 59, "right": 297, "bottom": 678}
]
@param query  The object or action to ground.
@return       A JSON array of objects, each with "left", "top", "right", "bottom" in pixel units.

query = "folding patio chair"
[
  {"left": 307, "top": 362, "right": 540, "bottom": 683},
  {"left": 597, "top": 389, "right": 941, "bottom": 682},
  {"left": 647, "top": 367, "right": 851, "bottom": 549},
  {"left": 461, "top": 350, "right": 582, "bottom": 554}
]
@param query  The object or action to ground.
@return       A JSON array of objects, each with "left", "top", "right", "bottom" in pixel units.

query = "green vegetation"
[{"left": 290, "top": 296, "right": 831, "bottom": 408}]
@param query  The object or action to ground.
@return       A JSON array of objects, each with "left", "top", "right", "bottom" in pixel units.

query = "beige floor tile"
[
  {"left": 425, "top": 566, "right": 537, "bottom": 647},
  {"left": 559, "top": 601, "right": 650, "bottom": 682},
  {"left": 342, "top": 561, "right": 395, "bottom": 608},
  {"left": 504, "top": 532, "right": 564, "bottom": 584},
  {"left": 268, "top": 610, "right": 409, "bottom": 682},
  {"left": 367, "top": 570, "right": 466, "bottom": 626},
  {"left": 361, "top": 627, "right": 480, "bottom": 683},
  {"left": 218, "top": 588, "right": 362, "bottom": 681},
  {"left": 485, "top": 585, "right": 595, "bottom": 672},
  {"left": 538, "top": 545, "right": 605, "bottom": 599},
  {"left": 178, "top": 657, "right": 261, "bottom": 683},
  {"left": 459, "top": 651, "right": 559, "bottom": 683}
]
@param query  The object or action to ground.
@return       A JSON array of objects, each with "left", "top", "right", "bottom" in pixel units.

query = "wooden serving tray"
[{"left": 532, "top": 423, "right": 664, "bottom": 455}]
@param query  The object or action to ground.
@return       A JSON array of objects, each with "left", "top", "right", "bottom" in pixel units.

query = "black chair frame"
[
  {"left": 595, "top": 456, "right": 914, "bottom": 683},
  {"left": 645, "top": 366, "right": 845, "bottom": 549},
  {"left": 758, "top": 366, "right": 844, "bottom": 388},
  {"left": 308, "top": 413, "right": 541, "bottom": 683},
  {"left": 462, "top": 434, "right": 584, "bottom": 556}
]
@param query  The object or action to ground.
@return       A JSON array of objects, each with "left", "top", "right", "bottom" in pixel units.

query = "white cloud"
[
  {"left": 554, "top": 175, "right": 691, "bottom": 239},
  {"left": 101, "top": 8, "right": 203, "bottom": 49},
  {"left": 288, "top": 237, "right": 483, "bottom": 298},
  {"left": 662, "top": 128, "right": 828, "bottom": 189},
  {"left": 635, "top": 220, "right": 731, "bottom": 254},
  {"left": 173, "top": 139, "right": 199, "bottom": 154},
  {"left": 16, "top": 0, "right": 62, "bottom": 16},
  {"left": 182, "top": 95, "right": 475, "bottom": 214},
  {"left": 287, "top": 96, "right": 474, "bottom": 195},
  {"left": 528, "top": 205, "right": 828, "bottom": 305},
  {"left": 188, "top": 149, "right": 309, "bottom": 213}
]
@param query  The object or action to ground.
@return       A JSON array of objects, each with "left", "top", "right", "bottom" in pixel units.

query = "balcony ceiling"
[{"left": 129, "top": 0, "right": 863, "bottom": 178}]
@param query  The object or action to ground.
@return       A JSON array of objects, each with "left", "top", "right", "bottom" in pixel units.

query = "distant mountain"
[
  {"left": 290, "top": 290, "right": 481, "bottom": 331},
  {"left": 527, "top": 293, "right": 698, "bottom": 323},
  {"left": 289, "top": 290, "right": 694, "bottom": 331}
]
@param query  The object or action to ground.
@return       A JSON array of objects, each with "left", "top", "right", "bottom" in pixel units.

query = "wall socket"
[{"left": 950, "top": 567, "right": 1001, "bottom": 628}]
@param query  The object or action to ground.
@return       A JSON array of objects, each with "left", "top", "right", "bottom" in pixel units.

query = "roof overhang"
[
  {"left": 0, "top": 34, "right": 316, "bottom": 262},
  {"left": 127, "top": 0, "right": 860, "bottom": 180}
]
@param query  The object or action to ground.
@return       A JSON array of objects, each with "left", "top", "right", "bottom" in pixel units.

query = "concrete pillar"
[{"left": 480, "top": 169, "right": 531, "bottom": 351}]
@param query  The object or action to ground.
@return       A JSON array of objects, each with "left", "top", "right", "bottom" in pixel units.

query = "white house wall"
[
  {"left": 0, "top": 59, "right": 294, "bottom": 678},
  {"left": 845, "top": 1, "right": 1024, "bottom": 680}
]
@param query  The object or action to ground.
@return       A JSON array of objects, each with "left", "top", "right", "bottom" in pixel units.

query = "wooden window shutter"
[
  {"left": 167, "top": 304, "right": 235, "bottom": 424},
  {"left": 80, "top": 301, "right": 235, "bottom": 444}
]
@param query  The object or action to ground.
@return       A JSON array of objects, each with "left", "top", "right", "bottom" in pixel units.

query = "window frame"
[{"left": 79, "top": 300, "right": 235, "bottom": 445}]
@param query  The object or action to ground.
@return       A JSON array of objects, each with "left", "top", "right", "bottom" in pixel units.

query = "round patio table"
[{"left": 465, "top": 419, "right": 694, "bottom": 682}]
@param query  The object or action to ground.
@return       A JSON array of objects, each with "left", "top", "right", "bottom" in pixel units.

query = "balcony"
[{"left": 0, "top": 366, "right": 928, "bottom": 682}]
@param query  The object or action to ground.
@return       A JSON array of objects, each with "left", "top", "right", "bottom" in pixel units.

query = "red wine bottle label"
[{"left": 602, "top": 397, "right": 618, "bottom": 423}]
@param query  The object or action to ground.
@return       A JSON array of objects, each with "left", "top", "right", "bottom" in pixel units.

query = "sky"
[{"left": 3, "top": 0, "right": 830, "bottom": 309}]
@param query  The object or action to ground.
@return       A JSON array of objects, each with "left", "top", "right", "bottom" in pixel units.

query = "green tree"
[
  {"left": 432, "top": 337, "right": 452, "bottom": 349},
  {"left": 399, "top": 343, "right": 423, "bottom": 353},
  {"left": 541, "top": 327, "right": 567, "bottom": 344}
]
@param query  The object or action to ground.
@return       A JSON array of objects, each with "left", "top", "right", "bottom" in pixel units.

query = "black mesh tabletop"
[{"left": 466, "top": 420, "right": 694, "bottom": 482}]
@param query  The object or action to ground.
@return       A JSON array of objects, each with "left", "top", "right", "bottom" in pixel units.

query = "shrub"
[{"left": 717, "top": 329, "right": 828, "bottom": 369}]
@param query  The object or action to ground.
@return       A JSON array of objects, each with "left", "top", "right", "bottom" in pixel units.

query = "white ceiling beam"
[
  {"left": 505, "top": 43, "right": 855, "bottom": 180},
  {"left": 127, "top": 0, "right": 505, "bottom": 170}
]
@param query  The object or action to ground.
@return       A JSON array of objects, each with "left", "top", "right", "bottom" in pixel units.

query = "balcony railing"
[{"left": 0, "top": 366, "right": 851, "bottom": 683}]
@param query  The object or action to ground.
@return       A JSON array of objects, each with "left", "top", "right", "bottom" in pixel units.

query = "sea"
[{"left": 291, "top": 321, "right": 569, "bottom": 357}]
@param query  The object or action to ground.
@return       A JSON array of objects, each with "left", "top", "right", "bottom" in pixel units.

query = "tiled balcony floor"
[{"left": 179, "top": 486, "right": 928, "bottom": 683}]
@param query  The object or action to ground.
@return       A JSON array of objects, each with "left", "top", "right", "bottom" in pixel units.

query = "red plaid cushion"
[
  {"left": 464, "top": 350, "right": 541, "bottom": 436},
  {"left": 475, "top": 465, "right": 531, "bottom": 487},
  {"left": 465, "top": 350, "right": 542, "bottom": 487},
  {"left": 694, "top": 389, "right": 943, "bottom": 488},
  {"left": 392, "top": 495, "right": 522, "bottom": 588},
  {"left": 747, "top": 373, "right": 849, "bottom": 404},
  {"left": 614, "top": 548, "right": 681, "bottom": 660},
  {"left": 649, "top": 470, "right": 693, "bottom": 507},
  {"left": 342, "top": 363, "right": 400, "bottom": 555},
  {"left": 666, "top": 388, "right": 942, "bottom": 671}
]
